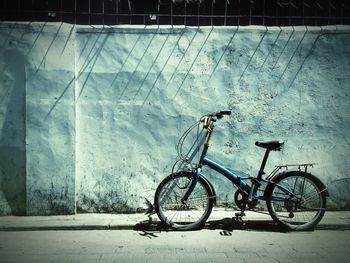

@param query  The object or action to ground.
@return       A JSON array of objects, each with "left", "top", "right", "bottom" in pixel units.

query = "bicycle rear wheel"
[
  {"left": 154, "top": 171, "right": 214, "bottom": 230},
  {"left": 266, "top": 171, "right": 327, "bottom": 231}
]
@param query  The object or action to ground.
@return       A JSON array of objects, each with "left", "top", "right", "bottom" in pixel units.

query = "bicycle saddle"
[{"left": 255, "top": 141, "right": 284, "bottom": 151}]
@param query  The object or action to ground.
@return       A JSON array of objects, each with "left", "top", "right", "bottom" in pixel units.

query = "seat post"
[{"left": 257, "top": 149, "right": 270, "bottom": 180}]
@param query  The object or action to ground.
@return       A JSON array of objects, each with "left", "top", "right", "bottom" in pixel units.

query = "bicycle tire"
[
  {"left": 265, "top": 171, "right": 327, "bottom": 231},
  {"left": 154, "top": 171, "right": 214, "bottom": 230}
]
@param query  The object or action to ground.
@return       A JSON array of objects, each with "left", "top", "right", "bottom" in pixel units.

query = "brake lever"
[{"left": 203, "top": 117, "right": 210, "bottom": 128}]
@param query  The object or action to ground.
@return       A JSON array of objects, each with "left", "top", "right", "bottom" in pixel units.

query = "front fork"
[
  {"left": 181, "top": 127, "right": 212, "bottom": 204},
  {"left": 181, "top": 167, "right": 201, "bottom": 203}
]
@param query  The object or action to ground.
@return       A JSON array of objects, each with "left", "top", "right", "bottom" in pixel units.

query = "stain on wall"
[
  {"left": 0, "top": 48, "right": 26, "bottom": 215},
  {"left": 0, "top": 23, "right": 76, "bottom": 215}
]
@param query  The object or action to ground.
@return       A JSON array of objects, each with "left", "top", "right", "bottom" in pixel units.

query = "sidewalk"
[{"left": 1, "top": 209, "right": 350, "bottom": 231}]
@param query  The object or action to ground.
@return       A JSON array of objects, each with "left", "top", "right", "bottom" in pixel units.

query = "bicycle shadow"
[
  {"left": 205, "top": 217, "right": 281, "bottom": 232},
  {"left": 133, "top": 216, "right": 283, "bottom": 237}
]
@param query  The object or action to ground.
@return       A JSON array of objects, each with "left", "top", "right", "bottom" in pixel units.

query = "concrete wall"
[{"left": 0, "top": 22, "right": 349, "bottom": 215}]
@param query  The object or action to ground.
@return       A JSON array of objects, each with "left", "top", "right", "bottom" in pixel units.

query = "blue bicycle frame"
[
  {"left": 182, "top": 143, "right": 251, "bottom": 201},
  {"left": 182, "top": 128, "right": 298, "bottom": 204}
]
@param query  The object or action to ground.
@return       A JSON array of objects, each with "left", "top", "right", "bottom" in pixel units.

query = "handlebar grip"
[{"left": 218, "top": 111, "right": 231, "bottom": 115}]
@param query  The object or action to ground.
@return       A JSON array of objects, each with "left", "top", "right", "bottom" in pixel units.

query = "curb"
[
  {"left": 1, "top": 211, "right": 350, "bottom": 232},
  {"left": 0, "top": 224, "right": 136, "bottom": 231}
]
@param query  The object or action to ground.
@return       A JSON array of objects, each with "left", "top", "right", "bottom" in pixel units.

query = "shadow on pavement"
[
  {"left": 133, "top": 217, "right": 283, "bottom": 236},
  {"left": 205, "top": 217, "right": 281, "bottom": 232}
]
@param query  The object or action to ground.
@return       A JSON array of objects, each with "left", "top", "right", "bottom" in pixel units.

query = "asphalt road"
[{"left": 0, "top": 230, "right": 349, "bottom": 263}]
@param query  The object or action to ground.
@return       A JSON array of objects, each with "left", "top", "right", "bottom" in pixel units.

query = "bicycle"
[{"left": 154, "top": 111, "right": 329, "bottom": 231}]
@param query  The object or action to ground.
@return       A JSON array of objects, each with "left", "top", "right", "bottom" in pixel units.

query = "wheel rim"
[
  {"left": 269, "top": 175, "right": 324, "bottom": 228},
  {"left": 157, "top": 175, "right": 210, "bottom": 229}
]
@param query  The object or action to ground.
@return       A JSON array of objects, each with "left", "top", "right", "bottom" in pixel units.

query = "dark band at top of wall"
[{"left": 0, "top": 0, "right": 349, "bottom": 26}]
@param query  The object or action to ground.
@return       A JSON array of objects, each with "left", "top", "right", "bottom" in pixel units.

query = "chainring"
[{"left": 234, "top": 189, "right": 258, "bottom": 210}]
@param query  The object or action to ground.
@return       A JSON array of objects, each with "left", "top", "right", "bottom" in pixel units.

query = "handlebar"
[
  {"left": 201, "top": 110, "right": 231, "bottom": 120},
  {"left": 200, "top": 110, "right": 231, "bottom": 128},
  {"left": 217, "top": 111, "right": 232, "bottom": 116}
]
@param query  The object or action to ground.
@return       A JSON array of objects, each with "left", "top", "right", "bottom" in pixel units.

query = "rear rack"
[{"left": 266, "top": 163, "right": 316, "bottom": 180}]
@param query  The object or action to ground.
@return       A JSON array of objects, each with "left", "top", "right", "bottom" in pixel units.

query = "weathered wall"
[{"left": 0, "top": 22, "right": 349, "bottom": 215}]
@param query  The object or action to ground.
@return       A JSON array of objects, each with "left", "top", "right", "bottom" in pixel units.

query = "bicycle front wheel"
[
  {"left": 154, "top": 171, "right": 214, "bottom": 230},
  {"left": 266, "top": 171, "right": 327, "bottom": 231}
]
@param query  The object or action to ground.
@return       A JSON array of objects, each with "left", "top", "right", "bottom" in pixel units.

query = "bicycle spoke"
[{"left": 303, "top": 191, "right": 322, "bottom": 202}]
